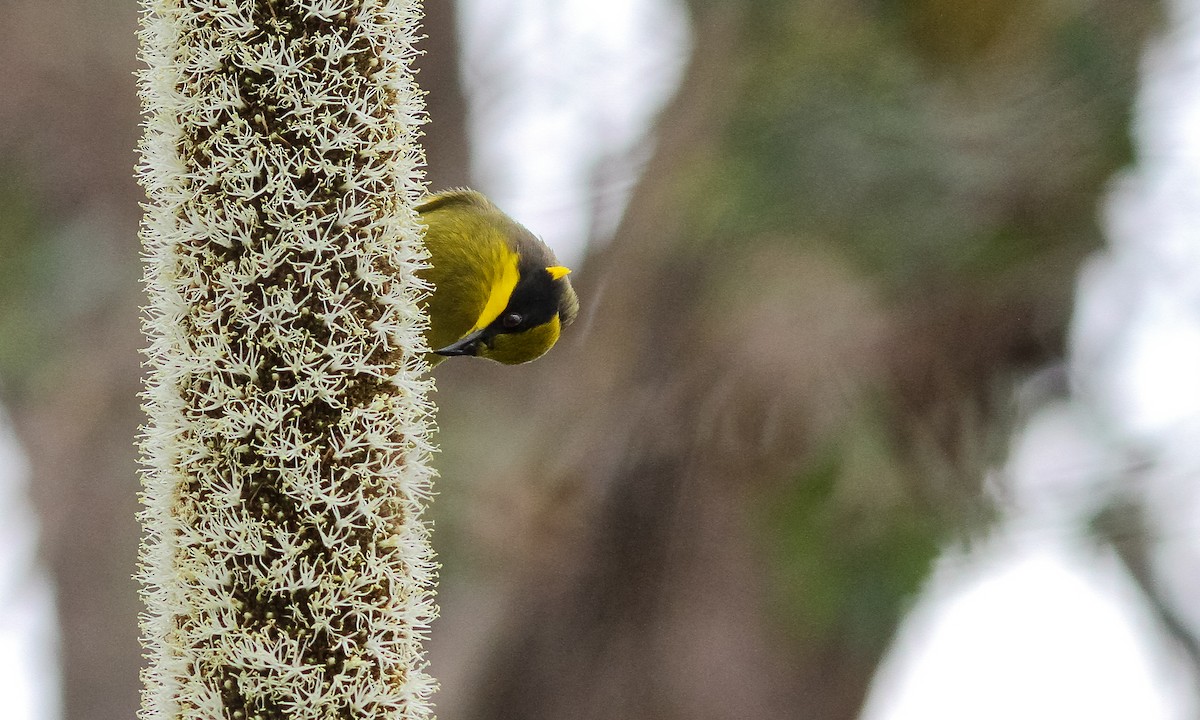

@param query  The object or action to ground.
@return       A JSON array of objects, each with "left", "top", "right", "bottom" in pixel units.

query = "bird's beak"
[{"left": 435, "top": 328, "right": 488, "bottom": 357}]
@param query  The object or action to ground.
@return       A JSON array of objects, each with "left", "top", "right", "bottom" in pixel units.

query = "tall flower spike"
[{"left": 136, "top": 2, "right": 437, "bottom": 718}]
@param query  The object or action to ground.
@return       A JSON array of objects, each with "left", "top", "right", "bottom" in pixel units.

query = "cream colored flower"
[{"left": 136, "top": 2, "right": 436, "bottom": 718}]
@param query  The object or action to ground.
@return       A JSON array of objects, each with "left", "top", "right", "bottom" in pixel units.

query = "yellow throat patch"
[{"left": 471, "top": 251, "right": 521, "bottom": 333}]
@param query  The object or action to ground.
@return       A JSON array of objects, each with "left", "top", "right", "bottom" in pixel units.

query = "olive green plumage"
[{"left": 416, "top": 189, "right": 579, "bottom": 366}]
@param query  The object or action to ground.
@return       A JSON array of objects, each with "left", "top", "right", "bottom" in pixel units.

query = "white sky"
[
  {"left": 861, "top": 541, "right": 1190, "bottom": 720},
  {"left": 862, "top": 403, "right": 1199, "bottom": 720},
  {"left": 457, "top": 0, "right": 691, "bottom": 267},
  {"left": 0, "top": 410, "right": 59, "bottom": 720}
]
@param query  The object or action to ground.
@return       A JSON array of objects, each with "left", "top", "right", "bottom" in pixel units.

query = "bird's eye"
[{"left": 501, "top": 312, "right": 523, "bottom": 329}]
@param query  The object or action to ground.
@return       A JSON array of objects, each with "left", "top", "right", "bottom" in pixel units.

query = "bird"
[{"left": 416, "top": 189, "right": 580, "bottom": 366}]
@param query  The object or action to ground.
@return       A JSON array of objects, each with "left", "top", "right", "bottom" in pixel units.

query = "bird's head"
[
  {"left": 417, "top": 189, "right": 580, "bottom": 366},
  {"left": 435, "top": 264, "right": 578, "bottom": 365}
]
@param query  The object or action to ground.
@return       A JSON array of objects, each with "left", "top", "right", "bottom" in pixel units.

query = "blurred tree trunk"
[
  {"left": 415, "top": 0, "right": 473, "bottom": 191},
  {"left": 0, "top": 3, "right": 469, "bottom": 720},
  {"left": 444, "top": 1, "right": 1162, "bottom": 719},
  {"left": 0, "top": 4, "right": 146, "bottom": 720}
]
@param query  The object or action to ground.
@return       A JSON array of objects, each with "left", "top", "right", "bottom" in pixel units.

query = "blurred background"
[{"left": 0, "top": 0, "right": 1198, "bottom": 718}]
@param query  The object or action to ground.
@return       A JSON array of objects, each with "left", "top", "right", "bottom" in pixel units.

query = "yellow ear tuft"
[{"left": 546, "top": 266, "right": 572, "bottom": 281}]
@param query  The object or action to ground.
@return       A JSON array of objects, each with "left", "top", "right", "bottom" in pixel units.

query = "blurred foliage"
[
  {"left": 684, "top": 1, "right": 1149, "bottom": 286},
  {"left": 0, "top": 172, "right": 50, "bottom": 390},
  {"left": 759, "top": 437, "right": 941, "bottom": 650},
  {"left": 0, "top": 2, "right": 215, "bottom": 720},
  {"left": 434, "top": 1, "right": 1162, "bottom": 719}
]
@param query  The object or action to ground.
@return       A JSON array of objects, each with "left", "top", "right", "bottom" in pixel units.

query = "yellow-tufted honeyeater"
[{"left": 416, "top": 189, "right": 580, "bottom": 367}]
